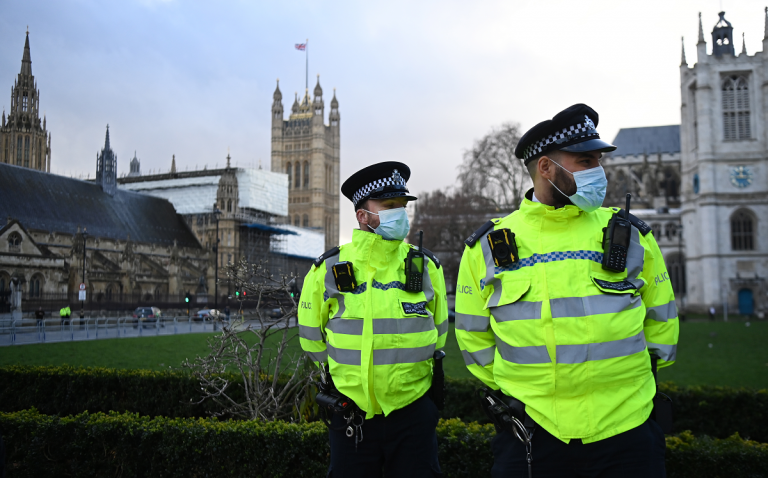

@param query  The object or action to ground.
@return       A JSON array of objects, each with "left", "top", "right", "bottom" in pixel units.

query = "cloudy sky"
[{"left": 1, "top": 0, "right": 765, "bottom": 242}]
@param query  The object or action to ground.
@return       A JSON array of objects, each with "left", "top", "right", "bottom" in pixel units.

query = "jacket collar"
[
  {"left": 521, "top": 187, "right": 583, "bottom": 220},
  {"left": 351, "top": 228, "right": 404, "bottom": 253}
]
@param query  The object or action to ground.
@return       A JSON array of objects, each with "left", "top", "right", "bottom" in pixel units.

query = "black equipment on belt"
[
  {"left": 316, "top": 363, "right": 366, "bottom": 450},
  {"left": 602, "top": 193, "right": 633, "bottom": 272},
  {"left": 429, "top": 349, "right": 446, "bottom": 410},
  {"left": 404, "top": 230, "right": 425, "bottom": 292},
  {"left": 650, "top": 353, "right": 674, "bottom": 433},
  {"left": 487, "top": 228, "right": 519, "bottom": 267},
  {"left": 332, "top": 261, "right": 357, "bottom": 292},
  {"left": 479, "top": 388, "right": 535, "bottom": 478}
]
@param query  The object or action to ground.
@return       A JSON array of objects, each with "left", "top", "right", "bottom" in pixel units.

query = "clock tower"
[{"left": 679, "top": 10, "right": 768, "bottom": 315}]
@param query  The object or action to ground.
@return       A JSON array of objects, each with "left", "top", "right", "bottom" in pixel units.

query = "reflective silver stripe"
[
  {"left": 436, "top": 319, "right": 449, "bottom": 336},
  {"left": 550, "top": 293, "right": 641, "bottom": 318},
  {"left": 327, "top": 344, "right": 361, "bottom": 366},
  {"left": 327, "top": 318, "right": 363, "bottom": 335},
  {"left": 480, "top": 235, "right": 503, "bottom": 306},
  {"left": 373, "top": 317, "right": 435, "bottom": 335},
  {"left": 646, "top": 301, "right": 677, "bottom": 323},
  {"left": 491, "top": 301, "right": 542, "bottom": 322},
  {"left": 422, "top": 260, "right": 435, "bottom": 304},
  {"left": 456, "top": 313, "right": 491, "bottom": 332},
  {"left": 306, "top": 350, "right": 328, "bottom": 363},
  {"left": 647, "top": 342, "right": 677, "bottom": 362},
  {"left": 461, "top": 346, "right": 496, "bottom": 367},
  {"left": 557, "top": 331, "right": 646, "bottom": 364},
  {"left": 496, "top": 339, "right": 551, "bottom": 364},
  {"left": 373, "top": 343, "right": 435, "bottom": 365},
  {"left": 323, "top": 253, "right": 345, "bottom": 318},
  {"left": 626, "top": 227, "right": 644, "bottom": 280},
  {"left": 299, "top": 325, "right": 323, "bottom": 341}
]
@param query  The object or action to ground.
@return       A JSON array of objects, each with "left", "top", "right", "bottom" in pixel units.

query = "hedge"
[
  {"left": 2, "top": 366, "right": 767, "bottom": 442},
  {"left": 2, "top": 409, "right": 767, "bottom": 478}
]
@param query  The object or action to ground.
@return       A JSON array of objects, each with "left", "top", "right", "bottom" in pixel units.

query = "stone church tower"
[
  {"left": 270, "top": 76, "right": 340, "bottom": 249},
  {"left": 0, "top": 31, "right": 51, "bottom": 172},
  {"left": 96, "top": 125, "right": 117, "bottom": 196},
  {"left": 679, "top": 10, "right": 768, "bottom": 316}
]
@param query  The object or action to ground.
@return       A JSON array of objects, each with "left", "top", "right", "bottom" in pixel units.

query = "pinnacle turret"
[
  {"left": 697, "top": 12, "right": 705, "bottom": 44},
  {"left": 681, "top": 37, "right": 687, "bottom": 66},
  {"left": 314, "top": 74, "right": 323, "bottom": 99},
  {"left": 741, "top": 33, "right": 747, "bottom": 56},
  {"left": 21, "top": 30, "right": 32, "bottom": 76},
  {"left": 171, "top": 154, "right": 177, "bottom": 174},
  {"left": 273, "top": 79, "right": 282, "bottom": 102}
]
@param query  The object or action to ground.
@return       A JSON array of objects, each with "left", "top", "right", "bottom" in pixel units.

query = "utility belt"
[
  {"left": 316, "top": 350, "right": 446, "bottom": 450},
  {"left": 479, "top": 388, "right": 535, "bottom": 478}
]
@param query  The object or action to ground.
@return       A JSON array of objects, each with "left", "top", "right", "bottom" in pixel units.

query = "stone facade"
[
  {"left": 0, "top": 31, "right": 51, "bottom": 172},
  {"left": 678, "top": 10, "right": 768, "bottom": 317},
  {"left": 270, "top": 77, "right": 340, "bottom": 250}
]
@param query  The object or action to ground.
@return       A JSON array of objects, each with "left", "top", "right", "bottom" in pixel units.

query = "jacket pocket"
[{"left": 485, "top": 278, "right": 541, "bottom": 322}]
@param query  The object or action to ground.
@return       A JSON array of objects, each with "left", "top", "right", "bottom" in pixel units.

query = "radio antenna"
[
  {"left": 418, "top": 230, "right": 424, "bottom": 250},
  {"left": 625, "top": 193, "right": 632, "bottom": 217}
]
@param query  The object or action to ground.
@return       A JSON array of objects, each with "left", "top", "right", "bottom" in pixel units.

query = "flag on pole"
[{"left": 295, "top": 43, "right": 306, "bottom": 51}]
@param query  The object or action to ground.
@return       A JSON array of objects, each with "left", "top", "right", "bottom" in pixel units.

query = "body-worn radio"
[
  {"left": 332, "top": 261, "right": 357, "bottom": 292},
  {"left": 404, "top": 230, "right": 425, "bottom": 292},
  {"left": 487, "top": 229, "right": 519, "bottom": 267},
  {"left": 601, "top": 194, "right": 633, "bottom": 272},
  {"left": 316, "top": 363, "right": 353, "bottom": 414}
]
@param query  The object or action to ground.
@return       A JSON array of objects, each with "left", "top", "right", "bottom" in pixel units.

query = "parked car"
[
  {"left": 193, "top": 309, "right": 221, "bottom": 321},
  {"left": 133, "top": 307, "right": 163, "bottom": 328}
]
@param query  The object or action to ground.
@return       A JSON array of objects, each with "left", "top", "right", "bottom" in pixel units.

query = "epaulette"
[
  {"left": 313, "top": 246, "right": 340, "bottom": 267},
  {"left": 421, "top": 248, "right": 441, "bottom": 269},
  {"left": 464, "top": 220, "right": 495, "bottom": 247},
  {"left": 627, "top": 213, "right": 652, "bottom": 236}
]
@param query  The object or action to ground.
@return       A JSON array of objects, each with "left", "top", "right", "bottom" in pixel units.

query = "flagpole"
[{"left": 305, "top": 38, "right": 309, "bottom": 92}]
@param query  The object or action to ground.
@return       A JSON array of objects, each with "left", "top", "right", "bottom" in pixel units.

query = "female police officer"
[{"left": 299, "top": 161, "right": 448, "bottom": 477}]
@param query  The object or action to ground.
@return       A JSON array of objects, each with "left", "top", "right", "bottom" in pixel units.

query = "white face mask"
[{"left": 363, "top": 207, "right": 410, "bottom": 241}]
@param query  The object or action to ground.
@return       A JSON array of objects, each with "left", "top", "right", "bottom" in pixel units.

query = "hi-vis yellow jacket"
[
  {"left": 455, "top": 193, "right": 679, "bottom": 444},
  {"left": 299, "top": 229, "right": 448, "bottom": 418}
]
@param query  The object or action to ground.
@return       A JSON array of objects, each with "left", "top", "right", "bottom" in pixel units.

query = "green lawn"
[{"left": 0, "top": 321, "right": 765, "bottom": 389}]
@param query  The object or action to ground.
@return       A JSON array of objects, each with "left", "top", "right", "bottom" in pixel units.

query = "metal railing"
[{"left": 0, "top": 316, "right": 232, "bottom": 346}]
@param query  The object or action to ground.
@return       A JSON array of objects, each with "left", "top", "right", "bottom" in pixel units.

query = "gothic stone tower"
[
  {"left": 270, "top": 76, "right": 340, "bottom": 249},
  {"left": 0, "top": 31, "right": 51, "bottom": 172},
  {"left": 679, "top": 10, "right": 768, "bottom": 316},
  {"left": 96, "top": 126, "right": 117, "bottom": 196}
]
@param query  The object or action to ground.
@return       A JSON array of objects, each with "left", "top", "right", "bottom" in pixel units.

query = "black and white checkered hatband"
[
  {"left": 352, "top": 169, "right": 408, "bottom": 205},
  {"left": 523, "top": 115, "right": 600, "bottom": 161}
]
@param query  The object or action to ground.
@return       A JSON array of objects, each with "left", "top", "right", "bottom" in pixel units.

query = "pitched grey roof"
[
  {"left": 0, "top": 163, "right": 201, "bottom": 248},
  {"left": 610, "top": 125, "right": 680, "bottom": 156}
]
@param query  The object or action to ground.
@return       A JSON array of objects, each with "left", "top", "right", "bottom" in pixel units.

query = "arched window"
[
  {"left": 227, "top": 199, "right": 232, "bottom": 212},
  {"left": 303, "top": 214, "right": 309, "bottom": 227},
  {"left": 303, "top": 162, "right": 310, "bottom": 189},
  {"left": 29, "top": 275, "right": 42, "bottom": 298},
  {"left": 722, "top": 75, "right": 750, "bottom": 140},
  {"left": 294, "top": 215, "right": 300, "bottom": 226},
  {"left": 8, "top": 232, "right": 21, "bottom": 252},
  {"left": 286, "top": 162, "right": 292, "bottom": 189},
  {"left": 664, "top": 223, "right": 678, "bottom": 240},
  {"left": 106, "top": 284, "right": 114, "bottom": 301},
  {"left": 16, "top": 137, "right": 22, "bottom": 164},
  {"left": 650, "top": 223, "right": 662, "bottom": 236},
  {"left": 731, "top": 209, "right": 755, "bottom": 251},
  {"left": 22, "top": 92, "right": 28, "bottom": 112},
  {"left": 37, "top": 139, "right": 42, "bottom": 169},
  {"left": 24, "top": 136, "right": 30, "bottom": 167},
  {"left": 294, "top": 162, "right": 301, "bottom": 188},
  {"left": 666, "top": 253, "right": 686, "bottom": 295},
  {"left": 3, "top": 138, "right": 8, "bottom": 163}
]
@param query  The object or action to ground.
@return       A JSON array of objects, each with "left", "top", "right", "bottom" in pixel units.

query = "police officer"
[
  {"left": 455, "top": 104, "right": 679, "bottom": 477},
  {"left": 299, "top": 161, "right": 448, "bottom": 478}
]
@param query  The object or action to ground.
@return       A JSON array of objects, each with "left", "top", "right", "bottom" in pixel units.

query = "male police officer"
[
  {"left": 299, "top": 161, "right": 448, "bottom": 478},
  {"left": 455, "top": 104, "right": 678, "bottom": 477}
]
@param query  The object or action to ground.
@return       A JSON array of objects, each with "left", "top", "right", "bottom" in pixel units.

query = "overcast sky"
[{"left": 1, "top": 0, "right": 765, "bottom": 243}]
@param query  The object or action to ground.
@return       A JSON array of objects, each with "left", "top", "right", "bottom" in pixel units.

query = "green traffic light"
[{"left": 236, "top": 291, "right": 240, "bottom": 297}]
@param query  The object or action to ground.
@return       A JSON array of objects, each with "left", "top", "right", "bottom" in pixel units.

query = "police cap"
[
  {"left": 515, "top": 104, "right": 616, "bottom": 165},
  {"left": 341, "top": 161, "right": 417, "bottom": 210}
]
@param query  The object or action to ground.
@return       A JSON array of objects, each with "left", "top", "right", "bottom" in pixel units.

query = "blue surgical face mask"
[
  {"left": 363, "top": 207, "right": 410, "bottom": 241},
  {"left": 548, "top": 160, "right": 607, "bottom": 213}
]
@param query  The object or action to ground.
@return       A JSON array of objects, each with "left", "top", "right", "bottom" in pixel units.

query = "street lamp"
[
  {"left": 81, "top": 228, "right": 87, "bottom": 319},
  {"left": 213, "top": 203, "right": 222, "bottom": 312}
]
